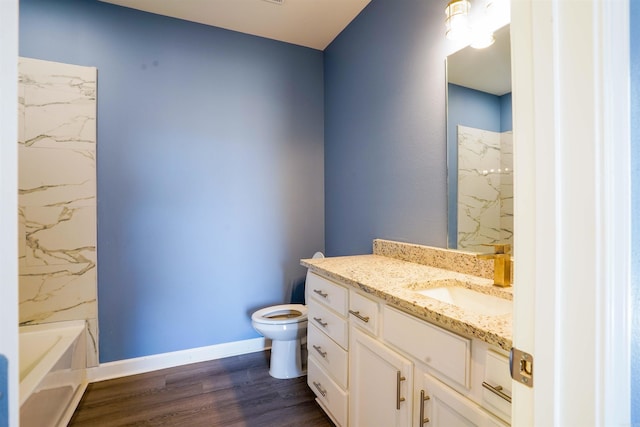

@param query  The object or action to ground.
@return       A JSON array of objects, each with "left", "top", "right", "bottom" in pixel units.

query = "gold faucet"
[{"left": 476, "top": 244, "right": 512, "bottom": 287}]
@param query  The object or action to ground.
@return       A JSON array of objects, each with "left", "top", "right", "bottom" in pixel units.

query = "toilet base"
[{"left": 269, "top": 338, "right": 306, "bottom": 379}]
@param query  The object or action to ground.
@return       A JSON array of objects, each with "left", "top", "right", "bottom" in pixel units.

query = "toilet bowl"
[
  {"left": 251, "top": 251, "right": 324, "bottom": 379},
  {"left": 251, "top": 304, "right": 308, "bottom": 379}
]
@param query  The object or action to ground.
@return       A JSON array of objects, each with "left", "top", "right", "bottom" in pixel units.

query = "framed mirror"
[{"left": 446, "top": 24, "right": 512, "bottom": 253}]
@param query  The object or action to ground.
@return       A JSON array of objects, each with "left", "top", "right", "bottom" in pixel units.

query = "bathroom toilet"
[
  {"left": 251, "top": 304, "right": 308, "bottom": 379},
  {"left": 251, "top": 251, "right": 323, "bottom": 379}
]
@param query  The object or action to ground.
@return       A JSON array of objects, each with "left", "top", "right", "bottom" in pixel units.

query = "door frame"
[
  {"left": 1, "top": 0, "right": 632, "bottom": 425},
  {"left": 511, "top": 0, "right": 630, "bottom": 425},
  {"left": 0, "top": 0, "right": 20, "bottom": 426}
]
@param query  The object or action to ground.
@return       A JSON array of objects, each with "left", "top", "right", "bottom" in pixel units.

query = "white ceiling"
[
  {"left": 99, "top": 0, "right": 371, "bottom": 50},
  {"left": 447, "top": 25, "right": 512, "bottom": 96}
]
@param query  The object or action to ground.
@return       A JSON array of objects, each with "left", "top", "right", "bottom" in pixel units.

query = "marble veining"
[
  {"left": 457, "top": 125, "right": 513, "bottom": 252},
  {"left": 303, "top": 242, "right": 513, "bottom": 350},
  {"left": 19, "top": 57, "right": 96, "bottom": 150},
  {"left": 18, "top": 57, "right": 98, "bottom": 366}
]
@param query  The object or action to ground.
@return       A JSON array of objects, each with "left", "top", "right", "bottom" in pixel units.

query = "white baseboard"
[{"left": 87, "top": 337, "right": 268, "bottom": 383}]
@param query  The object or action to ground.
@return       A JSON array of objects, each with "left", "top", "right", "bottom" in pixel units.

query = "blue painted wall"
[
  {"left": 448, "top": 84, "right": 503, "bottom": 134},
  {"left": 445, "top": 83, "right": 511, "bottom": 249},
  {"left": 20, "top": 0, "right": 325, "bottom": 362},
  {"left": 500, "top": 93, "right": 513, "bottom": 133},
  {"left": 324, "top": 0, "right": 448, "bottom": 256},
  {"left": 630, "top": 0, "right": 639, "bottom": 421}
]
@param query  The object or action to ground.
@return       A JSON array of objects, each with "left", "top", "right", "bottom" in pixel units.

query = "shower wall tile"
[
  {"left": 17, "top": 85, "right": 25, "bottom": 145},
  {"left": 85, "top": 318, "right": 99, "bottom": 368},
  {"left": 500, "top": 132, "right": 514, "bottom": 243},
  {"left": 18, "top": 262, "right": 97, "bottom": 323},
  {"left": 457, "top": 125, "right": 513, "bottom": 252},
  {"left": 18, "top": 57, "right": 98, "bottom": 366},
  {"left": 18, "top": 146, "right": 96, "bottom": 207},
  {"left": 19, "top": 57, "right": 96, "bottom": 151},
  {"left": 19, "top": 205, "right": 97, "bottom": 267}
]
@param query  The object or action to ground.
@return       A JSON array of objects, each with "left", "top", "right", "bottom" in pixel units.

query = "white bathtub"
[{"left": 19, "top": 320, "right": 87, "bottom": 427}]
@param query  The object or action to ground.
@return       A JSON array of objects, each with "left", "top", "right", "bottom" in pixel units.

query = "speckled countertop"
[{"left": 301, "top": 253, "right": 513, "bottom": 351}]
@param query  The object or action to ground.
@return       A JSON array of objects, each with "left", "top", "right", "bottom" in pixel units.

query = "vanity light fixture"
[
  {"left": 446, "top": 0, "right": 505, "bottom": 48},
  {"left": 445, "top": 0, "right": 471, "bottom": 41},
  {"left": 470, "top": 0, "right": 496, "bottom": 48},
  {"left": 470, "top": 31, "right": 495, "bottom": 48}
]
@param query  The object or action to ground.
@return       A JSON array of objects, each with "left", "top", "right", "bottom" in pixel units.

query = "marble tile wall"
[
  {"left": 457, "top": 125, "right": 513, "bottom": 252},
  {"left": 499, "top": 131, "right": 514, "bottom": 245},
  {"left": 18, "top": 57, "right": 99, "bottom": 366}
]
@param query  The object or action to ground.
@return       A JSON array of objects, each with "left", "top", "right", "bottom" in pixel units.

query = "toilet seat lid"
[{"left": 252, "top": 304, "right": 308, "bottom": 325}]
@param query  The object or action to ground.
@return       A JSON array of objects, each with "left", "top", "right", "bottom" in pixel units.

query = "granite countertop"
[{"left": 301, "top": 254, "right": 513, "bottom": 351}]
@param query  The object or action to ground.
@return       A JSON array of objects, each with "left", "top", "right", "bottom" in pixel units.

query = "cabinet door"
[
  {"left": 416, "top": 371, "right": 509, "bottom": 427},
  {"left": 350, "top": 327, "right": 413, "bottom": 427}
]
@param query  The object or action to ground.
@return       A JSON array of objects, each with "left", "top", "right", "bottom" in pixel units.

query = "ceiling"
[
  {"left": 446, "top": 25, "right": 512, "bottom": 96},
  {"left": 99, "top": 0, "right": 371, "bottom": 50}
]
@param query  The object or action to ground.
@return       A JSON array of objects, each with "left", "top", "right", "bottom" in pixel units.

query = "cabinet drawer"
[
  {"left": 482, "top": 350, "right": 512, "bottom": 422},
  {"left": 382, "top": 306, "right": 471, "bottom": 389},
  {"left": 349, "top": 291, "right": 379, "bottom": 336},
  {"left": 308, "top": 323, "right": 348, "bottom": 389},
  {"left": 306, "top": 273, "right": 348, "bottom": 316},
  {"left": 309, "top": 301, "right": 349, "bottom": 349},
  {"left": 308, "top": 357, "right": 348, "bottom": 427}
]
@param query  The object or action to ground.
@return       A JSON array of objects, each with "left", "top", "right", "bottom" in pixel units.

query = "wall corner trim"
[{"left": 87, "top": 338, "right": 268, "bottom": 383}]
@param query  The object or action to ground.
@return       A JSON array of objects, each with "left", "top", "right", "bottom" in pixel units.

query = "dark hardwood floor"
[{"left": 69, "top": 351, "right": 334, "bottom": 427}]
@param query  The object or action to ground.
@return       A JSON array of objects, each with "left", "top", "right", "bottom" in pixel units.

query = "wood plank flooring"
[{"left": 69, "top": 351, "right": 334, "bottom": 427}]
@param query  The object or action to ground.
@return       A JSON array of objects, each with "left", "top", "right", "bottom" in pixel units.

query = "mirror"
[{"left": 446, "top": 24, "right": 512, "bottom": 253}]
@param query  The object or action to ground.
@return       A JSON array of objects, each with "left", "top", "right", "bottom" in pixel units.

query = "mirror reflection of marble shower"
[
  {"left": 18, "top": 57, "right": 99, "bottom": 366},
  {"left": 457, "top": 125, "right": 513, "bottom": 252}
]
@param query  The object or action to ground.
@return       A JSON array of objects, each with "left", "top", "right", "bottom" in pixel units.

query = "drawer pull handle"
[
  {"left": 313, "top": 317, "right": 328, "bottom": 328},
  {"left": 482, "top": 381, "right": 512, "bottom": 403},
  {"left": 313, "top": 289, "right": 328, "bottom": 298},
  {"left": 349, "top": 309, "right": 370, "bottom": 323},
  {"left": 313, "top": 345, "right": 327, "bottom": 358},
  {"left": 419, "top": 389, "right": 431, "bottom": 425},
  {"left": 396, "top": 371, "right": 406, "bottom": 410},
  {"left": 313, "top": 381, "right": 327, "bottom": 397}
]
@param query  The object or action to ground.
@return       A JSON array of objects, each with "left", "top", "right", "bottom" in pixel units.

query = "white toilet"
[
  {"left": 251, "top": 304, "right": 308, "bottom": 379},
  {"left": 251, "top": 252, "right": 324, "bottom": 379}
]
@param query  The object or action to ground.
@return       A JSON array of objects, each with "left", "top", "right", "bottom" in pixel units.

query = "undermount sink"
[{"left": 414, "top": 286, "right": 512, "bottom": 316}]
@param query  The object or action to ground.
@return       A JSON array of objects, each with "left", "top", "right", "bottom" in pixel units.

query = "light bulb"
[
  {"left": 471, "top": 32, "right": 495, "bottom": 49},
  {"left": 445, "top": 0, "right": 471, "bottom": 41}
]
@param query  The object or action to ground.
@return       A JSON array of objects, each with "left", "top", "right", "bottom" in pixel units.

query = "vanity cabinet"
[
  {"left": 415, "top": 369, "right": 508, "bottom": 427},
  {"left": 305, "top": 271, "right": 512, "bottom": 427},
  {"left": 349, "top": 327, "right": 413, "bottom": 426},
  {"left": 383, "top": 306, "right": 510, "bottom": 427},
  {"left": 382, "top": 305, "right": 471, "bottom": 390},
  {"left": 481, "top": 350, "right": 512, "bottom": 422},
  {"left": 306, "top": 273, "right": 349, "bottom": 427}
]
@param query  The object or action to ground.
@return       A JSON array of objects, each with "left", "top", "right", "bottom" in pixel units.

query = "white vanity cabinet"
[
  {"left": 383, "top": 306, "right": 511, "bottom": 427},
  {"left": 348, "top": 289, "right": 413, "bottom": 427},
  {"left": 415, "top": 370, "right": 509, "bottom": 427},
  {"left": 306, "top": 273, "right": 349, "bottom": 427},
  {"left": 305, "top": 270, "right": 512, "bottom": 427},
  {"left": 382, "top": 305, "right": 471, "bottom": 390},
  {"left": 349, "top": 327, "right": 413, "bottom": 426},
  {"left": 481, "top": 350, "right": 512, "bottom": 422}
]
